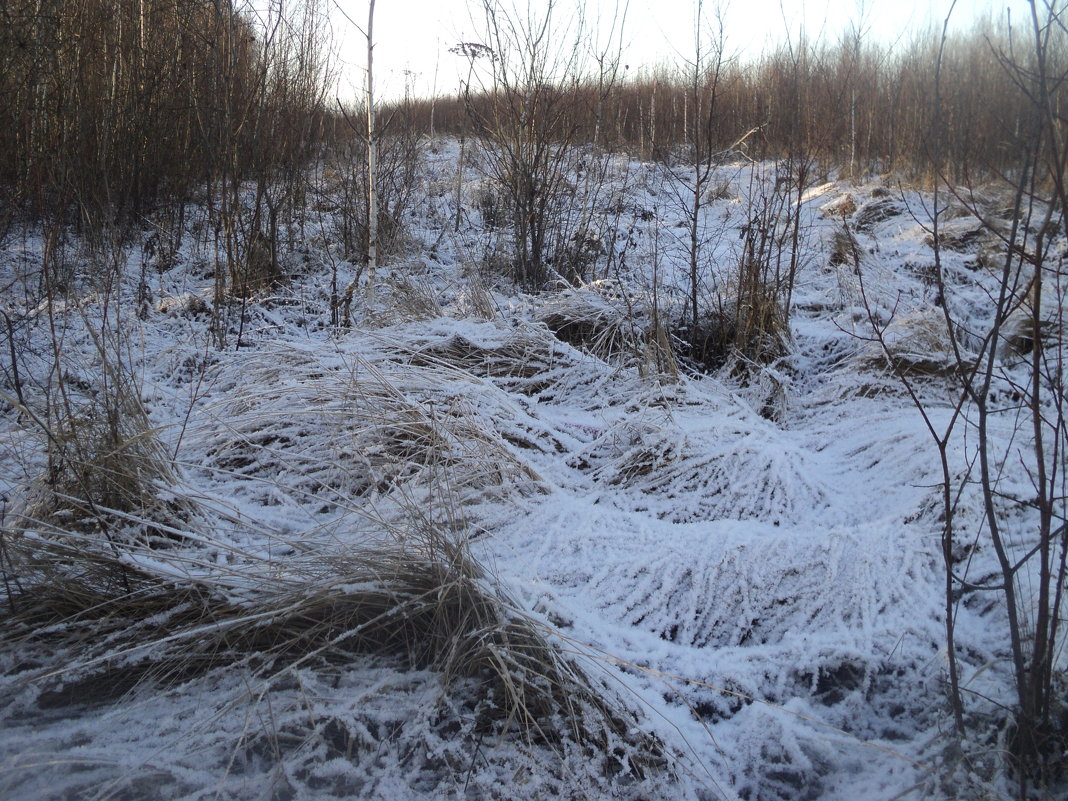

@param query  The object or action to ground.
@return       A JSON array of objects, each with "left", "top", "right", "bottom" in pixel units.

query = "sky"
[{"left": 327, "top": 0, "right": 1035, "bottom": 101}]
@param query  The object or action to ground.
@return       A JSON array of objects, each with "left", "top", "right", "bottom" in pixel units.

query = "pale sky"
[{"left": 327, "top": 0, "right": 1034, "bottom": 101}]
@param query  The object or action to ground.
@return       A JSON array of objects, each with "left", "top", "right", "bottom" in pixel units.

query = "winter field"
[{"left": 1, "top": 139, "right": 1065, "bottom": 801}]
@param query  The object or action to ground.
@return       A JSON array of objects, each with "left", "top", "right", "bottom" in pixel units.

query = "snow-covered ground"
[{"left": 0, "top": 141, "right": 1061, "bottom": 800}]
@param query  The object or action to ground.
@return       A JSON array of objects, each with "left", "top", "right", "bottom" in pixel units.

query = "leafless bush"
[
  {"left": 460, "top": 1, "right": 626, "bottom": 291},
  {"left": 860, "top": 5, "right": 1068, "bottom": 794},
  {"left": 326, "top": 113, "right": 424, "bottom": 265},
  {"left": 1, "top": 2, "right": 307, "bottom": 218},
  {"left": 685, "top": 165, "right": 796, "bottom": 375}
]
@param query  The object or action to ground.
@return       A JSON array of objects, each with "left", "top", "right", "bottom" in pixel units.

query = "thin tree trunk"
[{"left": 366, "top": 0, "right": 378, "bottom": 304}]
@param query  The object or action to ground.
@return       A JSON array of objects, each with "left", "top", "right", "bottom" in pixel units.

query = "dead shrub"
[
  {"left": 323, "top": 131, "right": 424, "bottom": 265},
  {"left": 471, "top": 181, "right": 507, "bottom": 230},
  {"left": 554, "top": 229, "right": 605, "bottom": 285},
  {"left": 229, "top": 230, "right": 278, "bottom": 298}
]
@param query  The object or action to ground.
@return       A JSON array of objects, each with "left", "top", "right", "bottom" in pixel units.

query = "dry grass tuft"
[
  {"left": 409, "top": 330, "right": 564, "bottom": 395},
  {"left": 704, "top": 175, "right": 735, "bottom": 202},
  {"left": 853, "top": 197, "right": 905, "bottom": 234},
  {"left": 829, "top": 224, "right": 860, "bottom": 268},
  {"left": 366, "top": 274, "right": 443, "bottom": 327},
  {"left": 679, "top": 283, "right": 790, "bottom": 375},
  {"left": 857, "top": 310, "right": 972, "bottom": 377},
  {"left": 404, "top": 321, "right": 643, "bottom": 410},
  {"left": 536, "top": 281, "right": 678, "bottom": 378},
  {"left": 998, "top": 305, "right": 1064, "bottom": 360},
  {"left": 12, "top": 366, "right": 199, "bottom": 554},
  {"left": 202, "top": 346, "right": 545, "bottom": 506},
  {"left": 569, "top": 417, "right": 827, "bottom": 525},
  {"left": 534, "top": 278, "right": 787, "bottom": 380},
  {"left": 537, "top": 281, "right": 646, "bottom": 361},
  {"left": 3, "top": 518, "right": 668, "bottom": 779},
  {"left": 157, "top": 292, "right": 211, "bottom": 318},
  {"left": 454, "top": 279, "right": 500, "bottom": 321},
  {"left": 2, "top": 326, "right": 671, "bottom": 794},
  {"left": 924, "top": 218, "right": 991, "bottom": 253},
  {"left": 821, "top": 193, "right": 857, "bottom": 219}
]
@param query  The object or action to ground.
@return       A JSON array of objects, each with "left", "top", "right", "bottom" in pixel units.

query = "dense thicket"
[
  {"left": 0, "top": 0, "right": 330, "bottom": 230},
  {"left": 408, "top": 17, "right": 1062, "bottom": 181}
]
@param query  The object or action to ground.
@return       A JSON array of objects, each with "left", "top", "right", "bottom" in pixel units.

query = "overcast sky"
[{"left": 326, "top": 0, "right": 1033, "bottom": 101}]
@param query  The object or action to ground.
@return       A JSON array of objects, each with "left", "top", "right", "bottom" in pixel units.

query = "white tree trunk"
[{"left": 366, "top": 0, "right": 378, "bottom": 303}]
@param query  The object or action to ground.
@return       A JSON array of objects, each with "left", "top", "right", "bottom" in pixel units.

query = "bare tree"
[
  {"left": 451, "top": 40, "right": 497, "bottom": 234},
  {"left": 365, "top": 0, "right": 379, "bottom": 303},
  {"left": 863, "top": 2, "right": 1068, "bottom": 792},
  {"left": 676, "top": 0, "right": 728, "bottom": 348},
  {"left": 467, "top": 0, "right": 590, "bottom": 290},
  {"left": 338, "top": 0, "right": 383, "bottom": 321}
]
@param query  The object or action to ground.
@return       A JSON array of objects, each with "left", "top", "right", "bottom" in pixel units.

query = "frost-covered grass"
[{"left": 0, "top": 142, "right": 1064, "bottom": 800}]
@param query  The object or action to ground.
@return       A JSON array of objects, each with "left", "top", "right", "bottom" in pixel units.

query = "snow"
[{"left": 0, "top": 141, "right": 1062, "bottom": 800}]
